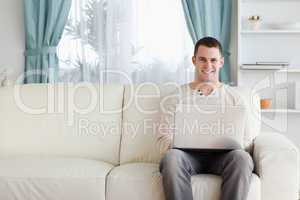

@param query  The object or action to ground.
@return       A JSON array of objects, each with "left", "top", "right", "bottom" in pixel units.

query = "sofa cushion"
[
  {"left": 0, "top": 84, "right": 124, "bottom": 165},
  {"left": 192, "top": 174, "right": 261, "bottom": 200},
  {"left": 231, "top": 87, "right": 261, "bottom": 152},
  {"left": 106, "top": 163, "right": 165, "bottom": 200},
  {"left": 120, "top": 85, "right": 175, "bottom": 164},
  {"left": 0, "top": 157, "right": 113, "bottom": 200},
  {"left": 106, "top": 162, "right": 260, "bottom": 200}
]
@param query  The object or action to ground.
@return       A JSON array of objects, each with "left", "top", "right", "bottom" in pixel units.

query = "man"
[{"left": 157, "top": 37, "right": 254, "bottom": 200}]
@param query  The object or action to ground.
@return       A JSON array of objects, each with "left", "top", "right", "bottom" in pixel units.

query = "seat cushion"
[
  {"left": 106, "top": 163, "right": 165, "bottom": 200},
  {"left": 106, "top": 162, "right": 261, "bottom": 200},
  {"left": 0, "top": 157, "right": 114, "bottom": 200},
  {"left": 192, "top": 174, "right": 261, "bottom": 200}
]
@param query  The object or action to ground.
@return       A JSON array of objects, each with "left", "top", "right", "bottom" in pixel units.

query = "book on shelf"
[
  {"left": 241, "top": 62, "right": 289, "bottom": 70},
  {"left": 254, "top": 62, "right": 290, "bottom": 66}
]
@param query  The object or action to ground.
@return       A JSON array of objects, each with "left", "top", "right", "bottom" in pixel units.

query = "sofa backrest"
[
  {"left": 0, "top": 83, "right": 260, "bottom": 165},
  {"left": 119, "top": 84, "right": 176, "bottom": 164},
  {"left": 0, "top": 84, "right": 124, "bottom": 165},
  {"left": 120, "top": 85, "right": 261, "bottom": 164},
  {"left": 232, "top": 86, "right": 261, "bottom": 152}
]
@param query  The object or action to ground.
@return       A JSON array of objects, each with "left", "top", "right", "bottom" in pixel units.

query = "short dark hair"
[{"left": 194, "top": 37, "right": 223, "bottom": 56}]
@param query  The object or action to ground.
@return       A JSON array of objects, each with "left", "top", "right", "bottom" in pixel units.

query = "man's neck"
[{"left": 190, "top": 81, "right": 222, "bottom": 89}]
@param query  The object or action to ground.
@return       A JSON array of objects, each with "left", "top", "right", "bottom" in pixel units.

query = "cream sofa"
[{"left": 0, "top": 83, "right": 298, "bottom": 200}]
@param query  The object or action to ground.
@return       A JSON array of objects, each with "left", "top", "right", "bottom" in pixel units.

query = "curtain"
[
  {"left": 24, "top": 0, "right": 71, "bottom": 83},
  {"left": 181, "top": 0, "right": 233, "bottom": 83},
  {"left": 57, "top": 0, "right": 194, "bottom": 84}
]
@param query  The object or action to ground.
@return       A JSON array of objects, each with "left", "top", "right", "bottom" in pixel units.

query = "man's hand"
[{"left": 192, "top": 82, "right": 219, "bottom": 96}]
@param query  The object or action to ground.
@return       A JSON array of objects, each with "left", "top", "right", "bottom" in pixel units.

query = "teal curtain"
[
  {"left": 24, "top": 0, "right": 71, "bottom": 83},
  {"left": 181, "top": 0, "right": 233, "bottom": 83}
]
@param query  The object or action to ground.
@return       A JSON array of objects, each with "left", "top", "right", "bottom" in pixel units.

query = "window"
[{"left": 57, "top": 0, "right": 194, "bottom": 84}]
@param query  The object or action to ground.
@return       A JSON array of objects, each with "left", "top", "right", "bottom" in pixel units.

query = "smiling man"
[{"left": 157, "top": 37, "right": 254, "bottom": 200}]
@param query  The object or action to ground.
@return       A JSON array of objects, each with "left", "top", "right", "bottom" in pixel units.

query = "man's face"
[{"left": 192, "top": 45, "right": 224, "bottom": 83}]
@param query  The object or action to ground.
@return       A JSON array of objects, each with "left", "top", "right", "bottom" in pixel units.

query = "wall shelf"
[
  {"left": 277, "top": 69, "right": 300, "bottom": 73},
  {"left": 240, "top": 67, "right": 300, "bottom": 73},
  {"left": 241, "top": 30, "right": 300, "bottom": 34},
  {"left": 261, "top": 109, "right": 300, "bottom": 114},
  {"left": 242, "top": 0, "right": 300, "bottom": 2}
]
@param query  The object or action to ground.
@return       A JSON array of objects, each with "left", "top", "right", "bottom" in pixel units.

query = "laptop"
[{"left": 173, "top": 104, "right": 247, "bottom": 150}]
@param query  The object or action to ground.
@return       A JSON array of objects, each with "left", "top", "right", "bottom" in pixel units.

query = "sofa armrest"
[{"left": 253, "top": 132, "right": 299, "bottom": 200}]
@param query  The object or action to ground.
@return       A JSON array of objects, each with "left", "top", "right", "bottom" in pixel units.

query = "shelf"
[
  {"left": 277, "top": 69, "right": 300, "bottom": 73},
  {"left": 242, "top": 0, "right": 300, "bottom": 2},
  {"left": 240, "top": 66, "right": 300, "bottom": 73},
  {"left": 241, "top": 30, "right": 300, "bottom": 34},
  {"left": 240, "top": 65, "right": 287, "bottom": 70},
  {"left": 261, "top": 109, "right": 300, "bottom": 114}
]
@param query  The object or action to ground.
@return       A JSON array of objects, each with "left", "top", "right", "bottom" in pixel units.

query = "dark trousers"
[{"left": 159, "top": 149, "right": 254, "bottom": 200}]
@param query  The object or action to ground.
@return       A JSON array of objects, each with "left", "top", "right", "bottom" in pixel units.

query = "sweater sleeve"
[{"left": 156, "top": 90, "right": 179, "bottom": 154}]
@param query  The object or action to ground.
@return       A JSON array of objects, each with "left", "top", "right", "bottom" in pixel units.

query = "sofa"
[{"left": 0, "top": 83, "right": 298, "bottom": 200}]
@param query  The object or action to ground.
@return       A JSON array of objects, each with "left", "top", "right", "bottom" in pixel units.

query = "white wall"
[{"left": 0, "top": 0, "right": 25, "bottom": 83}]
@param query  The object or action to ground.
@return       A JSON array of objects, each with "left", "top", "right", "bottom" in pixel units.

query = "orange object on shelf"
[{"left": 260, "top": 99, "right": 272, "bottom": 109}]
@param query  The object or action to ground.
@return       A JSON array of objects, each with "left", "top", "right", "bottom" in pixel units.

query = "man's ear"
[
  {"left": 219, "top": 57, "right": 224, "bottom": 68},
  {"left": 192, "top": 56, "right": 196, "bottom": 65}
]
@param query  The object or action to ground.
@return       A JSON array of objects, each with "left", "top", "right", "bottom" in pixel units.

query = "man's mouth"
[{"left": 201, "top": 70, "right": 215, "bottom": 74}]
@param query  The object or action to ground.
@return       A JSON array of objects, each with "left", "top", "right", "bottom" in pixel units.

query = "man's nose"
[{"left": 203, "top": 61, "right": 212, "bottom": 68}]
